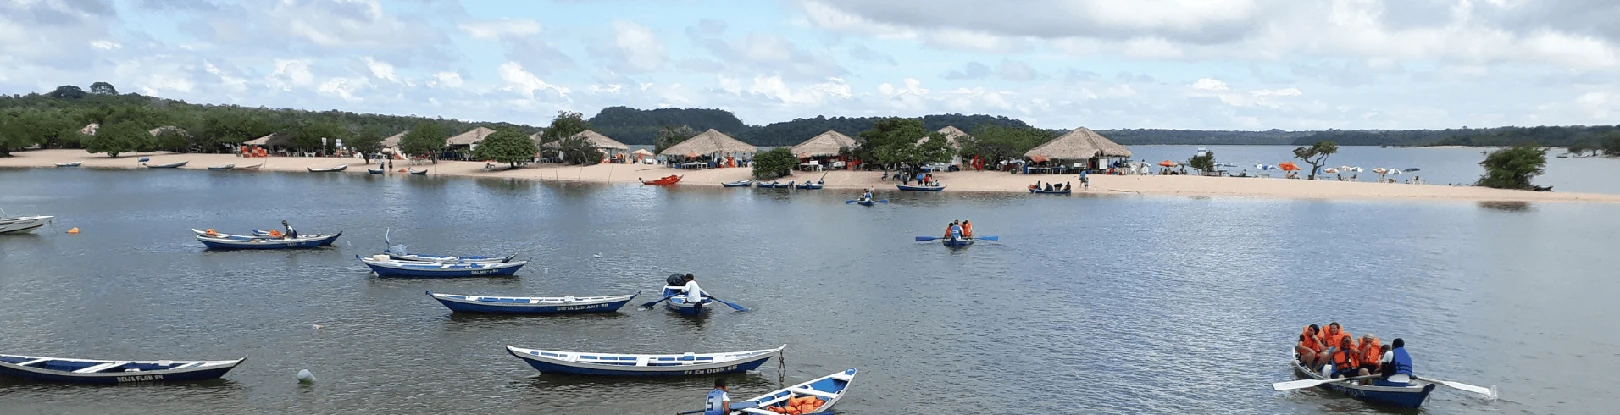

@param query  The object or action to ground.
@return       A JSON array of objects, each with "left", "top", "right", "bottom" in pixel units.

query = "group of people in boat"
[
  {"left": 858, "top": 189, "right": 874, "bottom": 203},
  {"left": 943, "top": 220, "right": 974, "bottom": 241},
  {"left": 1029, "top": 181, "right": 1074, "bottom": 192},
  {"left": 1296, "top": 323, "right": 1415, "bottom": 386}
]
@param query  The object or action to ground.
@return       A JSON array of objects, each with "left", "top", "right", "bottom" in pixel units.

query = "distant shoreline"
[{"left": 4, "top": 149, "right": 1617, "bottom": 204}]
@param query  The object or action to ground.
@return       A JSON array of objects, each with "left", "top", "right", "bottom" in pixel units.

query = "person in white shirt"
[{"left": 682, "top": 274, "right": 705, "bottom": 304}]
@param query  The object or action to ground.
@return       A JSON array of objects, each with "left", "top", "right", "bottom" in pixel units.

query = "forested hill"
[
  {"left": 587, "top": 107, "right": 1033, "bottom": 146},
  {"left": 1096, "top": 129, "right": 1308, "bottom": 145},
  {"left": 1288, "top": 126, "right": 1620, "bottom": 147}
]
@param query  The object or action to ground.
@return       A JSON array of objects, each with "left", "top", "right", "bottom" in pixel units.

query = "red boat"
[{"left": 640, "top": 175, "right": 683, "bottom": 185}]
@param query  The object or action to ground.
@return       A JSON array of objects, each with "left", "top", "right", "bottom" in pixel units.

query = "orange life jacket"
[
  {"left": 1357, "top": 338, "right": 1381, "bottom": 366},
  {"left": 1331, "top": 344, "right": 1360, "bottom": 369},
  {"left": 1322, "top": 326, "right": 1350, "bottom": 351},
  {"left": 963, "top": 222, "right": 974, "bottom": 237},
  {"left": 1299, "top": 326, "right": 1323, "bottom": 352}
]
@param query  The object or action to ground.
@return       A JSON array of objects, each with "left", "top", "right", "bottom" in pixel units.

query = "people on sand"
[
  {"left": 1376, "top": 338, "right": 1414, "bottom": 386},
  {"left": 280, "top": 220, "right": 298, "bottom": 239},
  {"left": 705, "top": 378, "right": 731, "bottom": 415}
]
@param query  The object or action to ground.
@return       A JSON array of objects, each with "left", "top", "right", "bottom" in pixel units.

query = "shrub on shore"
[
  {"left": 1476, "top": 145, "right": 1547, "bottom": 190},
  {"left": 752, "top": 148, "right": 796, "bottom": 180}
]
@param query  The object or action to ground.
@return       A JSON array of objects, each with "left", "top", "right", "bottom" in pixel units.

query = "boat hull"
[
  {"left": 505, "top": 345, "right": 782, "bottom": 377},
  {"left": 145, "top": 162, "right": 187, "bottom": 169},
  {"left": 427, "top": 291, "right": 635, "bottom": 314},
  {"left": 197, "top": 233, "right": 341, "bottom": 250},
  {"left": 661, "top": 288, "right": 712, "bottom": 315},
  {"left": 1028, "top": 189, "right": 1071, "bottom": 195},
  {"left": 856, "top": 200, "right": 875, "bottom": 206},
  {"left": 0, "top": 355, "right": 244, "bottom": 385},
  {"left": 307, "top": 165, "right": 348, "bottom": 173},
  {"left": 736, "top": 368, "right": 857, "bottom": 415},
  {"left": 722, "top": 181, "right": 752, "bottom": 187},
  {"left": 941, "top": 238, "right": 975, "bottom": 248},
  {"left": 896, "top": 184, "right": 945, "bottom": 191},
  {"left": 361, "top": 257, "right": 525, "bottom": 278},
  {"left": 389, "top": 252, "right": 514, "bottom": 263},
  {"left": 1290, "top": 354, "right": 1434, "bottom": 408},
  {"left": 0, "top": 216, "right": 52, "bottom": 235},
  {"left": 206, "top": 164, "right": 235, "bottom": 171},
  {"left": 641, "top": 175, "right": 682, "bottom": 185},
  {"left": 367, "top": 169, "right": 385, "bottom": 174}
]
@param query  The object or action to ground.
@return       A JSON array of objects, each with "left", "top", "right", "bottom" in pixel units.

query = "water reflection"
[{"left": 1478, "top": 201, "right": 1533, "bottom": 212}]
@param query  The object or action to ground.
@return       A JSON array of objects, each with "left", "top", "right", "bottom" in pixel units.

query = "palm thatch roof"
[
  {"left": 917, "top": 126, "right": 968, "bottom": 148},
  {"left": 659, "top": 129, "right": 757, "bottom": 156},
  {"left": 148, "top": 125, "right": 184, "bottom": 136},
  {"left": 540, "top": 130, "right": 629, "bottom": 150},
  {"left": 381, "top": 131, "right": 407, "bottom": 149},
  {"left": 446, "top": 127, "right": 497, "bottom": 146},
  {"left": 79, "top": 123, "right": 98, "bottom": 136},
  {"left": 244, "top": 133, "right": 273, "bottom": 146},
  {"left": 791, "top": 130, "right": 859, "bottom": 158},
  {"left": 1025, "top": 127, "right": 1132, "bottom": 159}
]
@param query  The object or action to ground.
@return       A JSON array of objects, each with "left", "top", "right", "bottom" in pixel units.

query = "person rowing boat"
[{"left": 860, "top": 188, "right": 873, "bottom": 203}]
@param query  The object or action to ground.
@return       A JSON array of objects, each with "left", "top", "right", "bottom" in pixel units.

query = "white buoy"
[
  {"left": 593, "top": 253, "right": 603, "bottom": 258},
  {"left": 311, "top": 324, "right": 325, "bottom": 330},
  {"left": 297, "top": 369, "right": 316, "bottom": 383}
]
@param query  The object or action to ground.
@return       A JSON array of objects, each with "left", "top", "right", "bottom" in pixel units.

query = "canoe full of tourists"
[
  {"left": 914, "top": 220, "right": 997, "bottom": 248},
  {"left": 1275, "top": 322, "right": 1497, "bottom": 409}
]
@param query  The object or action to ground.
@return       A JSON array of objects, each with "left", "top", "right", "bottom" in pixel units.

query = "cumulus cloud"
[
  {"left": 600, "top": 20, "right": 667, "bottom": 73},
  {"left": 685, "top": 19, "right": 847, "bottom": 80},
  {"left": 460, "top": 18, "right": 542, "bottom": 40}
]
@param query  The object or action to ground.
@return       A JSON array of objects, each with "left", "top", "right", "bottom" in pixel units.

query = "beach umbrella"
[
  {"left": 1389, "top": 169, "right": 1403, "bottom": 175},
  {"left": 1278, "top": 162, "right": 1299, "bottom": 171},
  {"left": 1158, "top": 160, "right": 1178, "bottom": 167},
  {"left": 1030, "top": 155, "right": 1050, "bottom": 163},
  {"left": 632, "top": 149, "right": 653, "bottom": 156},
  {"left": 1255, "top": 164, "right": 1274, "bottom": 170},
  {"left": 1372, "top": 168, "right": 1387, "bottom": 175}
]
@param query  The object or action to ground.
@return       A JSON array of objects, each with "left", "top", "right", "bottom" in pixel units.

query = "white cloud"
[
  {"left": 364, "top": 57, "right": 400, "bottom": 83},
  {"left": 317, "top": 77, "right": 370, "bottom": 102},
  {"left": 90, "top": 41, "right": 121, "bottom": 50},
  {"left": 268, "top": 59, "right": 316, "bottom": 91},
  {"left": 1190, "top": 78, "right": 1230, "bottom": 92},
  {"left": 497, "top": 61, "right": 570, "bottom": 98},
  {"left": 460, "top": 18, "right": 542, "bottom": 40},
  {"left": 430, "top": 72, "right": 463, "bottom": 88},
  {"left": 612, "top": 21, "right": 667, "bottom": 72},
  {"left": 746, "top": 75, "right": 853, "bottom": 106},
  {"left": 1251, "top": 87, "right": 1301, "bottom": 97}
]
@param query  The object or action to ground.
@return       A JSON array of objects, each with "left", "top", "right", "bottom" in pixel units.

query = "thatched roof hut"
[
  {"left": 446, "top": 127, "right": 496, "bottom": 146},
  {"left": 790, "top": 130, "right": 859, "bottom": 158},
  {"left": 918, "top": 126, "right": 968, "bottom": 148},
  {"left": 381, "top": 131, "right": 407, "bottom": 149},
  {"left": 79, "top": 123, "right": 99, "bottom": 136},
  {"left": 539, "top": 130, "right": 629, "bottom": 151},
  {"left": 1025, "top": 127, "right": 1132, "bottom": 159},
  {"left": 659, "top": 129, "right": 757, "bottom": 156},
  {"left": 244, "top": 133, "right": 273, "bottom": 146}
]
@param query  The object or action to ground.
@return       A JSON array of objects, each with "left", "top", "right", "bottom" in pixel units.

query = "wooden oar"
[
  {"left": 976, "top": 235, "right": 998, "bottom": 241},
  {"left": 639, "top": 294, "right": 673, "bottom": 308},
  {"left": 915, "top": 236, "right": 942, "bottom": 241},
  {"left": 1272, "top": 374, "right": 1379, "bottom": 391},
  {"left": 1414, "top": 376, "right": 1497, "bottom": 399},
  {"left": 707, "top": 296, "right": 750, "bottom": 312}
]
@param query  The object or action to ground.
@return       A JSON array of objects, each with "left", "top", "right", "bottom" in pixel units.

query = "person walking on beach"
[{"left": 704, "top": 378, "right": 730, "bottom": 415}]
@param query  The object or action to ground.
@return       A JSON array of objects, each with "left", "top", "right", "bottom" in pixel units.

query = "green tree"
[
  {"left": 150, "top": 126, "right": 190, "bottom": 152},
  {"left": 1476, "top": 145, "right": 1547, "bottom": 190},
  {"left": 471, "top": 128, "right": 539, "bottom": 167},
  {"left": 89, "top": 81, "right": 118, "bottom": 95},
  {"left": 47, "top": 85, "right": 87, "bottom": 100},
  {"left": 1292, "top": 141, "right": 1339, "bottom": 180},
  {"left": 399, "top": 121, "right": 447, "bottom": 162},
  {"left": 86, "top": 121, "right": 145, "bottom": 157},
  {"left": 1603, "top": 132, "right": 1620, "bottom": 157},
  {"left": 283, "top": 120, "right": 348, "bottom": 153},
  {"left": 857, "top": 118, "right": 954, "bottom": 179},
  {"left": 0, "top": 112, "right": 38, "bottom": 157},
  {"left": 961, "top": 125, "right": 1051, "bottom": 166},
  {"left": 536, "top": 110, "right": 590, "bottom": 147},
  {"left": 1187, "top": 150, "right": 1215, "bottom": 174},
  {"left": 654, "top": 124, "right": 696, "bottom": 154},
  {"left": 349, "top": 125, "right": 387, "bottom": 164},
  {"left": 557, "top": 135, "right": 603, "bottom": 165},
  {"left": 196, "top": 108, "right": 274, "bottom": 152},
  {"left": 751, "top": 148, "right": 797, "bottom": 180}
]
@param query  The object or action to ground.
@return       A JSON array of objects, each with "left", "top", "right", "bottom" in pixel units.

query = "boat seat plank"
[
  {"left": 15, "top": 358, "right": 49, "bottom": 366},
  {"left": 828, "top": 373, "right": 854, "bottom": 381},
  {"left": 73, "top": 361, "right": 128, "bottom": 373},
  {"left": 791, "top": 387, "right": 838, "bottom": 398},
  {"left": 739, "top": 409, "right": 777, "bottom": 414}
]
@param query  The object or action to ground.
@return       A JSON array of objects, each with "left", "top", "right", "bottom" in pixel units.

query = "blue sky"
[{"left": 3, "top": 0, "right": 1617, "bottom": 130}]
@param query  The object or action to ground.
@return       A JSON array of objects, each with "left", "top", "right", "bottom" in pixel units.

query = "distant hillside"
[
  {"left": 1289, "top": 126, "right": 1620, "bottom": 147},
  {"left": 587, "top": 109, "right": 1034, "bottom": 146},
  {"left": 1096, "top": 129, "right": 1307, "bottom": 145}
]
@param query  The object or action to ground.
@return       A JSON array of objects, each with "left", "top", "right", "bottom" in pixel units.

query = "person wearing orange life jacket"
[
  {"left": 1316, "top": 322, "right": 1350, "bottom": 370},
  {"left": 962, "top": 220, "right": 974, "bottom": 238},
  {"left": 1355, "top": 334, "right": 1382, "bottom": 381},
  {"left": 1328, "top": 336, "right": 1365, "bottom": 379},
  {"left": 944, "top": 220, "right": 958, "bottom": 240},
  {"left": 1295, "top": 324, "right": 1325, "bottom": 370}
]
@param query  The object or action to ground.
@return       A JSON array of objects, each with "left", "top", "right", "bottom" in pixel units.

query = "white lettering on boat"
[
  {"left": 681, "top": 364, "right": 739, "bottom": 375},
  {"left": 556, "top": 304, "right": 608, "bottom": 311},
  {"left": 116, "top": 374, "right": 164, "bottom": 382}
]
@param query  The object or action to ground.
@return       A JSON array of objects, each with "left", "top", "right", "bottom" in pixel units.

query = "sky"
[{"left": 2, "top": 0, "right": 1617, "bottom": 130}]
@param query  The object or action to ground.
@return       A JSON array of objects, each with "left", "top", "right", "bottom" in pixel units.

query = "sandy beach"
[{"left": 4, "top": 149, "right": 1617, "bottom": 203}]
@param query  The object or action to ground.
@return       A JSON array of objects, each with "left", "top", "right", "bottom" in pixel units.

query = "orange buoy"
[{"left": 66, "top": 227, "right": 80, "bottom": 234}]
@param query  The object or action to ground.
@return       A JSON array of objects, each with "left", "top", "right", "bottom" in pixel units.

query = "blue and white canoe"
[
  {"left": 660, "top": 286, "right": 715, "bottom": 315},
  {"left": 941, "top": 237, "right": 975, "bottom": 248},
  {"left": 197, "top": 232, "right": 340, "bottom": 250},
  {"left": 505, "top": 345, "right": 784, "bottom": 377},
  {"left": 0, "top": 354, "right": 244, "bottom": 385},
  {"left": 723, "top": 180, "right": 753, "bottom": 187},
  {"left": 896, "top": 184, "right": 945, "bottom": 191},
  {"left": 1290, "top": 353, "right": 1434, "bottom": 408},
  {"left": 383, "top": 231, "right": 515, "bottom": 263},
  {"left": 733, "top": 368, "right": 858, "bottom": 415},
  {"left": 426, "top": 291, "right": 638, "bottom": 314},
  {"left": 794, "top": 181, "right": 824, "bottom": 190},
  {"left": 359, "top": 255, "right": 525, "bottom": 278}
]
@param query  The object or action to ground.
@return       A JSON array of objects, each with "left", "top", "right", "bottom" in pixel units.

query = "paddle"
[
  {"left": 977, "top": 235, "right": 999, "bottom": 241},
  {"left": 1414, "top": 376, "right": 1497, "bottom": 399},
  {"left": 916, "top": 235, "right": 995, "bottom": 242},
  {"left": 845, "top": 199, "right": 887, "bottom": 204},
  {"left": 1272, "top": 374, "right": 1379, "bottom": 391},
  {"left": 639, "top": 294, "right": 674, "bottom": 309},
  {"left": 707, "top": 296, "right": 750, "bottom": 312},
  {"left": 915, "top": 236, "right": 942, "bottom": 241}
]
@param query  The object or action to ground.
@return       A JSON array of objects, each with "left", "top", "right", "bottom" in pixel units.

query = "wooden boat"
[
  {"left": 190, "top": 228, "right": 273, "bottom": 239},
  {"left": 896, "top": 184, "right": 945, "bottom": 191},
  {"left": 504, "top": 345, "right": 783, "bottom": 377},
  {"left": 855, "top": 199, "right": 875, "bottom": 207},
  {"left": 640, "top": 174, "right": 682, "bottom": 185},
  {"left": 307, "top": 164, "right": 348, "bottom": 173},
  {"left": 1028, "top": 188, "right": 1071, "bottom": 195},
  {"left": 0, "top": 215, "right": 53, "bottom": 235},
  {"left": 408, "top": 168, "right": 428, "bottom": 175},
  {"left": 358, "top": 255, "right": 525, "bottom": 278},
  {"left": 794, "top": 181, "right": 824, "bottom": 190},
  {"left": 734, "top": 368, "right": 857, "bottom": 414},
  {"left": 1290, "top": 352, "right": 1434, "bottom": 408},
  {"left": 383, "top": 232, "right": 514, "bottom": 263},
  {"left": 196, "top": 232, "right": 341, "bottom": 250},
  {"left": 722, "top": 180, "right": 753, "bottom": 187},
  {"left": 754, "top": 181, "right": 784, "bottom": 189},
  {"left": 367, "top": 168, "right": 385, "bottom": 174},
  {"left": 240, "top": 163, "right": 264, "bottom": 170},
  {"left": 54, "top": 162, "right": 82, "bottom": 167},
  {"left": 0, "top": 353, "right": 245, "bottom": 384},
  {"left": 941, "top": 238, "right": 976, "bottom": 248},
  {"left": 143, "top": 161, "right": 188, "bottom": 169},
  {"left": 660, "top": 286, "right": 715, "bottom": 315},
  {"left": 207, "top": 164, "right": 236, "bottom": 171},
  {"left": 426, "top": 291, "right": 638, "bottom": 314}
]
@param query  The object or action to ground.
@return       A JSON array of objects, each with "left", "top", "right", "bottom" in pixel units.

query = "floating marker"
[
  {"left": 66, "top": 228, "right": 80, "bottom": 234},
  {"left": 297, "top": 369, "right": 315, "bottom": 383}
]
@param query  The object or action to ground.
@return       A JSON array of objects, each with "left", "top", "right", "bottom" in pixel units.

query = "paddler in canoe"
[{"left": 860, "top": 189, "right": 873, "bottom": 203}]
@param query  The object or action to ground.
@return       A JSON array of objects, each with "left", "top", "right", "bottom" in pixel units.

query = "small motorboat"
[
  {"left": 426, "top": 291, "right": 638, "bottom": 314},
  {"left": 0, "top": 215, "right": 53, "bottom": 235},
  {"left": 1289, "top": 351, "right": 1435, "bottom": 408},
  {"left": 307, "top": 164, "right": 348, "bottom": 173},
  {"left": 143, "top": 161, "right": 188, "bottom": 169},
  {"left": 367, "top": 168, "right": 385, "bottom": 174},
  {"left": 896, "top": 184, "right": 945, "bottom": 191},
  {"left": 408, "top": 168, "right": 428, "bottom": 175},
  {"left": 722, "top": 180, "right": 753, "bottom": 187},
  {"left": 735, "top": 368, "right": 858, "bottom": 414},
  {"left": 0, "top": 353, "right": 245, "bottom": 384},
  {"left": 358, "top": 255, "right": 525, "bottom": 278},
  {"left": 207, "top": 164, "right": 236, "bottom": 171},
  {"left": 383, "top": 231, "right": 515, "bottom": 263},
  {"left": 196, "top": 232, "right": 341, "bottom": 250},
  {"left": 55, "top": 162, "right": 82, "bottom": 167},
  {"left": 504, "top": 345, "right": 784, "bottom": 377},
  {"left": 640, "top": 174, "right": 682, "bottom": 185}
]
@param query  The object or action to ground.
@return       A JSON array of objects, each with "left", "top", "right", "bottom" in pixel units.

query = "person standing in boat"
[
  {"left": 280, "top": 220, "right": 298, "bottom": 239},
  {"left": 705, "top": 378, "right": 731, "bottom": 415}
]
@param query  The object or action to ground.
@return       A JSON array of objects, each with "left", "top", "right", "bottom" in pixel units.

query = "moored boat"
[
  {"left": 207, "top": 164, "right": 236, "bottom": 171},
  {"left": 55, "top": 162, "right": 82, "bottom": 167},
  {"left": 307, "top": 164, "right": 348, "bottom": 173},
  {"left": 795, "top": 181, "right": 824, "bottom": 190},
  {"left": 143, "top": 161, "right": 188, "bottom": 169},
  {"left": 640, "top": 174, "right": 682, "bottom": 185},
  {"left": 240, "top": 163, "right": 265, "bottom": 170},
  {"left": 408, "top": 168, "right": 428, "bottom": 175},
  {"left": 733, "top": 368, "right": 858, "bottom": 415},
  {"left": 427, "top": 291, "right": 638, "bottom": 314},
  {"left": 359, "top": 255, "right": 525, "bottom": 278},
  {"left": 505, "top": 345, "right": 784, "bottom": 377},
  {"left": 896, "top": 184, "right": 945, "bottom": 191},
  {"left": 1289, "top": 351, "right": 1435, "bottom": 408},
  {"left": 196, "top": 232, "right": 341, "bottom": 250},
  {"left": 1028, "top": 188, "right": 1071, "bottom": 195},
  {"left": 0, "top": 354, "right": 245, "bottom": 384},
  {"left": 367, "top": 168, "right": 385, "bottom": 174},
  {"left": 722, "top": 180, "right": 753, "bottom": 187},
  {"left": 0, "top": 215, "right": 53, "bottom": 235},
  {"left": 383, "top": 232, "right": 514, "bottom": 263}
]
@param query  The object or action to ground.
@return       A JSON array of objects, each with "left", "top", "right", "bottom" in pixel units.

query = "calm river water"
[{"left": 2, "top": 167, "right": 1617, "bottom": 414}]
